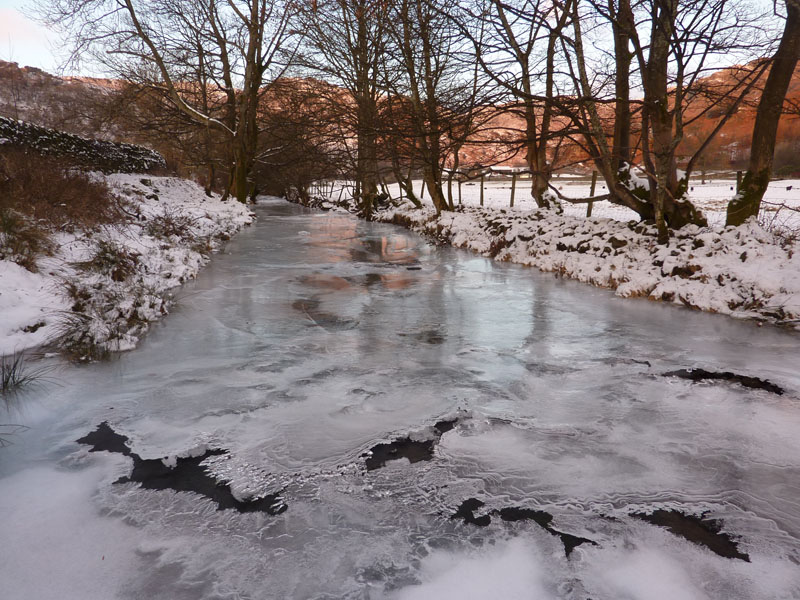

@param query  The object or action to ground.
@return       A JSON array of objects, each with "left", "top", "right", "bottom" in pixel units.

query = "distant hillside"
[
  {"left": 680, "top": 60, "right": 800, "bottom": 175},
  {"left": 2, "top": 58, "right": 798, "bottom": 177},
  {"left": 460, "top": 61, "right": 800, "bottom": 174},
  {"left": 0, "top": 60, "right": 122, "bottom": 140}
]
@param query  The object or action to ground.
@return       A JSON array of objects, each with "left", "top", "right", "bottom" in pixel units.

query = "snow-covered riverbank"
[
  {"left": 0, "top": 174, "right": 253, "bottom": 357},
  {"left": 296, "top": 192, "right": 800, "bottom": 329}
]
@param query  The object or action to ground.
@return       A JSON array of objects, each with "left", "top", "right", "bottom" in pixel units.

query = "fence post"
[
  {"left": 420, "top": 179, "right": 426, "bottom": 199},
  {"left": 480, "top": 174, "right": 485, "bottom": 207},
  {"left": 736, "top": 170, "right": 743, "bottom": 192},
  {"left": 510, "top": 173, "right": 517, "bottom": 207},
  {"left": 458, "top": 179, "right": 463, "bottom": 205},
  {"left": 587, "top": 171, "right": 598, "bottom": 217}
]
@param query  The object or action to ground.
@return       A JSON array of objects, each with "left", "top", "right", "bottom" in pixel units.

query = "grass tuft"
[{"left": 1, "top": 352, "right": 51, "bottom": 397}]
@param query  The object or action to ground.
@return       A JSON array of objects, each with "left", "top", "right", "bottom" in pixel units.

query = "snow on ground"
[
  {"left": 307, "top": 177, "right": 800, "bottom": 327},
  {"left": 374, "top": 175, "right": 800, "bottom": 230},
  {"left": 0, "top": 174, "right": 253, "bottom": 357}
]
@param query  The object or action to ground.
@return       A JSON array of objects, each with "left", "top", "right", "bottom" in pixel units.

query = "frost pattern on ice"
[{"left": 2, "top": 202, "right": 799, "bottom": 600}]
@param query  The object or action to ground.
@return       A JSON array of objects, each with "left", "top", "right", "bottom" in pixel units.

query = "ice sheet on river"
[{"left": 1, "top": 198, "right": 799, "bottom": 599}]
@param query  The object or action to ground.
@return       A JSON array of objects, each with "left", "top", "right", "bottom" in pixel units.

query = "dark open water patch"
[
  {"left": 632, "top": 510, "right": 750, "bottom": 561},
  {"left": 452, "top": 497, "right": 492, "bottom": 526},
  {"left": 77, "top": 422, "right": 287, "bottom": 514},
  {"left": 77, "top": 421, "right": 132, "bottom": 456},
  {"left": 663, "top": 369, "right": 784, "bottom": 395},
  {"left": 451, "top": 499, "right": 596, "bottom": 557},
  {"left": 364, "top": 419, "right": 457, "bottom": 471}
]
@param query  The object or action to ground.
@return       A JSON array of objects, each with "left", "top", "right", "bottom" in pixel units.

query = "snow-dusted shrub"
[
  {"left": 144, "top": 207, "right": 198, "bottom": 242},
  {"left": 0, "top": 208, "right": 54, "bottom": 271},
  {"left": 758, "top": 204, "right": 800, "bottom": 249},
  {"left": 58, "top": 278, "right": 169, "bottom": 361},
  {"left": 74, "top": 240, "right": 141, "bottom": 282}
]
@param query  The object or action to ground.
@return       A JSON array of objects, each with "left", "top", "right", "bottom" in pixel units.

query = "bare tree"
[
  {"left": 40, "top": 0, "right": 294, "bottom": 203},
  {"left": 561, "top": 0, "right": 769, "bottom": 241},
  {"left": 381, "top": 0, "right": 483, "bottom": 214},
  {"left": 727, "top": 0, "right": 800, "bottom": 225},
  {"left": 456, "top": 0, "right": 573, "bottom": 208},
  {"left": 298, "top": 0, "right": 391, "bottom": 217}
]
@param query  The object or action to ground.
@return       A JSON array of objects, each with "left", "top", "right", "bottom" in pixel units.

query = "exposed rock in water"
[
  {"left": 451, "top": 499, "right": 596, "bottom": 557},
  {"left": 77, "top": 422, "right": 287, "bottom": 514},
  {"left": 632, "top": 510, "right": 750, "bottom": 561},
  {"left": 364, "top": 418, "right": 458, "bottom": 471},
  {"left": 663, "top": 368, "right": 784, "bottom": 395}
]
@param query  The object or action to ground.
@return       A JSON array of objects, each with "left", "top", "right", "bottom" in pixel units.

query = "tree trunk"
[
  {"left": 357, "top": 126, "right": 380, "bottom": 218},
  {"left": 727, "top": 0, "right": 800, "bottom": 226},
  {"left": 646, "top": 0, "right": 677, "bottom": 243},
  {"left": 611, "top": 0, "right": 633, "bottom": 171},
  {"left": 231, "top": 153, "right": 250, "bottom": 204},
  {"left": 423, "top": 165, "right": 448, "bottom": 213}
]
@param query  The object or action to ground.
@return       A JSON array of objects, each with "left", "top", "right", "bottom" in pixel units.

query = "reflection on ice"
[{"left": 1, "top": 198, "right": 800, "bottom": 599}]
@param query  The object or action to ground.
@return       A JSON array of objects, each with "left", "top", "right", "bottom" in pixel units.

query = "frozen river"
[{"left": 2, "top": 198, "right": 800, "bottom": 599}]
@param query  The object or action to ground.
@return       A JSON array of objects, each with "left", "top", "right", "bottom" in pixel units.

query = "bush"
[
  {"left": 74, "top": 239, "right": 140, "bottom": 282},
  {"left": 0, "top": 149, "right": 122, "bottom": 231},
  {"left": 144, "top": 207, "right": 197, "bottom": 241},
  {"left": 0, "top": 149, "right": 126, "bottom": 270},
  {"left": 0, "top": 207, "right": 54, "bottom": 271},
  {"left": 56, "top": 280, "right": 169, "bottom": 361}
]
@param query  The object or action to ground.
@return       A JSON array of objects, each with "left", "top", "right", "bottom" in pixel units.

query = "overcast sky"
[{"left": 0, "top": 0, "right": 61, "bottom": 71}]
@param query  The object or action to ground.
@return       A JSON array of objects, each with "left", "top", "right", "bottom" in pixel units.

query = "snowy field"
[
  {"left": 365, "top": 175, "right": 800, "bottom": 230},
  {"left": 0, "top": 174, "right": 253, "bottom": 357},
  {"left": 1, "top": 201, "right": 798, "bottom": 599}
]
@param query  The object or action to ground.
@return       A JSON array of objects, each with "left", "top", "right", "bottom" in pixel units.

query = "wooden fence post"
[
  {"left": 420, "top": 179, "right": 426, "bottom": 199},
  {"left": 510, "top": 173, "right": 517, "bottom": 207},
  {"left": 587, "top": 171, "right": 598, "bottom": 217},
  {"left": 458, "top": 179, "right": 462, "bottom": 205},
  {"left": 736, "top": 170, "right": 743, "bottom": 192},
  {"left": 480, "top": 174, "right": 485, "bottom": 207}
]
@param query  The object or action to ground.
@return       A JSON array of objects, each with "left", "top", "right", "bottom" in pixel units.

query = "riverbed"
[{"left": 2, "top": 198, "right": 799, "bottom": 599}]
